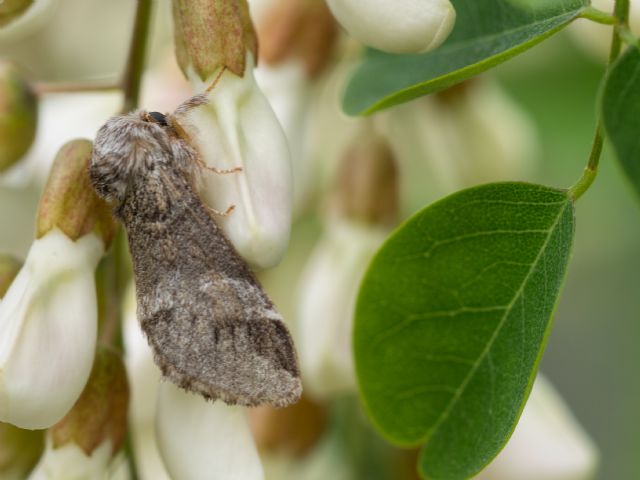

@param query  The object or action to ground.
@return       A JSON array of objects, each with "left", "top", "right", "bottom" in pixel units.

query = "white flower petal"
[
  {"left": 297, "top": 219, "right": 387, "bottom": 399},
  {"left": 0, "top": 228, "right": 102, "bottom": 429},
  {"left": 254, "top": 60, "right": 314, "bottom": 215},
  {"left": 326, "top": 0, "right": 456, "bottom": 54},
  {"left": 475, "top": 375, "right": 598, "bottom": 480},
  {"left": 156, "top": 382, "right": 264, "bottom": 480},
  {"left": 183, "top": 57, "right": 292, "bottom": 270}
]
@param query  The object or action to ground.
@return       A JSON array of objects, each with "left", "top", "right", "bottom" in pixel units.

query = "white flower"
[
  {"left": 475, "top": 375, "right": 598, "bottom": 480},
  {"left": 28, "top": 439, "right": 129, "bottom": 480},
  {"left": 156, "top": 382, "right": 264, "bottom": 480},
  {"left": 122, "top": 283, "right": 170, "bottom": 480},
  {"left": 297, "top": 219, "right": 388, "bottom": 399},
  {"left": 0, "top": 228, "right": 102, "bottom": 429},
  {"left": 254, "top": 61, "right": 314, "bottom": 215},
  {"left": 178, "top": 55, "right": 292, "bottom": 270},
  {"left": 378, "top": 79, "right": 538, "bottom": 214},
  {"left": 326, "top": 0, "right": 456, "bottom": 54}
]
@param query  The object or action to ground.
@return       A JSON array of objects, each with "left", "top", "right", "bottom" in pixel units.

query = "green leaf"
[
  {"left": 602, "top": 45, "right": 640, "bottom": 199},
  {"left": 343, "top": 0, "right": 590, "bottom": 115},
  {"left": 353, "top": 183, "right": 575, "bottom": 479}
]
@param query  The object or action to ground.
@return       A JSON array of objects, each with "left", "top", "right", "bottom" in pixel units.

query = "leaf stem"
[
  {"left": 580, "top": 6, "right": 617, "bottom": 25},
  {"left": 121, "top": 0, "right": 153, "bottom": 113},
  {"left": 569, "top": 0, "right": 630, "bottom": 201}
]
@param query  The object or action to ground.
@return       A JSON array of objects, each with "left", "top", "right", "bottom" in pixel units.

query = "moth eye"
[{"left": 147, "top": 111, "right": 168, "bottom": 126}]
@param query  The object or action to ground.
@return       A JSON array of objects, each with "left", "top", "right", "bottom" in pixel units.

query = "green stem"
[
  {"left": 34, "top": 80, "right": 121, "bottom": 95},
  {"left": 121, "top": 0, "right": 153, "bottom": 113},
  {"left": 580, "top": 6, "right": 617, "bottom": 25},
  {"left": 569, "top": 0, "right": 630, "bottom": 201}
]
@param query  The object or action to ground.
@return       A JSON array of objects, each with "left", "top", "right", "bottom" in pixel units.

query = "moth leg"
[
  {"left": 205, "top": 203, "right": 236, "bottom": 217},
  {"left": 195, "top": 153, "right": 243, "bottom": 175}
]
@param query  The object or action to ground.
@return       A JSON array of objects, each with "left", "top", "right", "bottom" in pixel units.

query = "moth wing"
[{"left": 127, "top": 169, "right": 301, "bottom": 407}]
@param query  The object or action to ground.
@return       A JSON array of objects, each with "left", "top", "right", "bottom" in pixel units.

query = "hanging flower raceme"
[
  {"left": 172, "top": 0, "right": 292, "bottom": 270},
  {"left": 325, "top": 0, "right": 456, "bottom": 54},
  {"left": 0, "top": 139, "right": 116, "bottom": 430},
  {"left": 476, "top": 375, "right": 599, "bottom": 480},
  {"left": 297, "top": 132, "right": 399, "bottom": 399},
  {"left": 29, "top": 346, "right": 130, "bottom": 480},
  {"left": 156, "top": 382, "right": 264, "bottom": 480}
]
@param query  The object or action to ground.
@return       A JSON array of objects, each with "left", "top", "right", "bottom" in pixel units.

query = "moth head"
[{"left": 90, "top": 112, "right": 173, "bottom": 208}]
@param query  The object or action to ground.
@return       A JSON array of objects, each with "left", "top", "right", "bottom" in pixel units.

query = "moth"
[{"left": 89, "top": 95, "right": 301, "bottom": 407}]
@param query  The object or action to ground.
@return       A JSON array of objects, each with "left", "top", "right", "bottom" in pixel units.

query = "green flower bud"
[
  {"left": 0, "top": 255, "right": 21, "bottom": 298},
  {"left": 0, "top": 0, "right": 33, "bottom": 27},
  {"left": 0, "top": 61, "right": 37, "bottom": 172},
  {"left": 0, "top": 423, "right": 45, "bottom": 480},
  {"left": 172, "top": 0, "right": 258, "bottom": 79},
  {"left": 36, "top": 139, "right": 117, "bottom": 248}
]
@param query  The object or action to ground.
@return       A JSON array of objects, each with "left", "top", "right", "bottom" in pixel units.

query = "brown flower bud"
[
  {"left": 249, "top": 394, "right": 327, "bottom": 457},
  {"left": 0, "top": 0, "right": 33, "bottom": 27},
  {"left": 172, "top": 0, "right": 258, "bottom": 80},
  {"left": 0, "top": 423, "right": 45, "bottom": 479},
  {"left": 36, "top": 139, "right": 117, "bottom": 248},
  {"left": 0, "top": 254, "right": 21, "bottom": 298},
  {"left": 0, "top": 61, "right": 37, "bottom": 172},
  {"left": 50, "top": 346, "right": 129, "bottom": 457},
  {"left": 258, "top": 0, "right": 338, "bottom": 77},
  {"left": 332, "top": 133, "right": 399, "bottom": 226}
]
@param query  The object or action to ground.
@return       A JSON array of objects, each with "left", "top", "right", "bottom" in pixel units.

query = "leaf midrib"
[{"left": 420, "top": 199, "right": 570, "bottom": 445}]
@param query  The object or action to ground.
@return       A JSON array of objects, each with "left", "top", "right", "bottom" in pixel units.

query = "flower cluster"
[{"left": 0, "top": 0, "right": 603, "bottom": 478}]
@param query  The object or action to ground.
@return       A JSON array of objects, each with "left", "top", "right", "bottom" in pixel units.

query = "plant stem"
[
  {"left": 121, "top": 0, "right": 153, "bottom": 113},
  {"left": 569, "top": 0, "right": 630, "bottom": 201},
  {"left": 34, "top": 80, "right": 121, "bottom": 95},
  {"left": 580, "top": 6, "right": 617, "bottom": 25}
]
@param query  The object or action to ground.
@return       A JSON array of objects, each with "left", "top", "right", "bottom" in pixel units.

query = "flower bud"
[
  {"left": 298, "top": 220, "right": 388, "bottom": 399},
  {"left": 0, "top": 423, "right": 45, "bottom": 480},
  {"left": 0, "top": 254, "right": 21, "bottom": 297},
  {"left": 176, "top": 56, "right": 292, "bottom": 269},
  {"left": 0, "top": 228, "right": 103, "bottom": 429},
  {"left": 0, "top": 61, "right": 37, "bottom": 173},
  {"left": 257, "top": 0, "right": 338, "bottom": 77},
  {"left": 0, "top": 0, "right": 33, "bottom": 27},
  {"left": 36, "top": 139, "right": 117, "bottom": 248},
  {"left": 476, "top": 375, "right": 598, "bottom": 480},
  {"left": 378, "top": 79, "right": 537, "bottom": 213},
  {"left": 156, "top": 382, "right": 264, "bottom": 480},
  {"left": 0, "top": 257, "right": 44, "bottom": 480},
  {"left": 172, "top": 0, "right": 258, "bottom": 80},
  {"left": 297, "top": 134, "right": 398, "bottom": 399},
  {"left": 326, "top": 0, "right": 456, "bottom": 54},
  {"left": 249, "top": 395, "right": 327, "bottom": 457}
]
